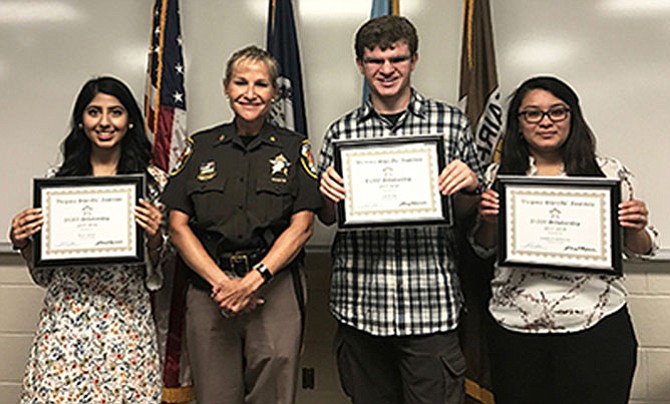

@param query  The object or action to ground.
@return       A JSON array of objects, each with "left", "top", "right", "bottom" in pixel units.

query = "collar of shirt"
[
  {"left": 357, "top": 88, "right": 428, "bottom": 124},
  {"left": 215, "top": 121, "right": 283, "bottom": 150}
]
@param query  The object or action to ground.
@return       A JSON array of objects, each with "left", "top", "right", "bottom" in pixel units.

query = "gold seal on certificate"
[
  {"left": 497, "top": 175, "right": 623, "bottom": 275},
  {"left": 333, "top": 135, "right": 451, "bottom": 228},
  {"left": 32, "top": 174, "right": 145, "bottom": 267}
]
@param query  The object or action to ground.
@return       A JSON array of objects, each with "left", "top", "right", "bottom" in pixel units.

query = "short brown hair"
[
  {"left": 354, "top": 15, "right": 418, "bottom": 59},
  {"left": 223, "top": 45, "right": 279, "bottom": 88}
]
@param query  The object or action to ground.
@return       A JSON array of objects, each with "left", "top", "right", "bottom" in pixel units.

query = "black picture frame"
[
  {"left": 333, "top": 135, "right": 450, "bottom": 229},
  {"left": 33, "top": 174, "right": 145, "bottom": 267},
  {"left": 496, "top": 175, "right": 623, "bottom": 276}
]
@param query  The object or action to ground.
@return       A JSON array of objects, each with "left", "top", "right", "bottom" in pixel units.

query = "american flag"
[
  {"left": 145, "top": 0, "right": 187, "bottom": 173},
  {"left": 144, "top": 2, "right": 193, "bottom": 403}
]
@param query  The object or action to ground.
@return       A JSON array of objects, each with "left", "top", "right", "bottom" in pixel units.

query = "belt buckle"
[{"left": 229, "top": 254, "right": 249, "bottom": 277}]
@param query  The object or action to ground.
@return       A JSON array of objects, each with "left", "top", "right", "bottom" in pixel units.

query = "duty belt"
[{"left": 217, "top": 249, "right": 266, "bottom": 278}]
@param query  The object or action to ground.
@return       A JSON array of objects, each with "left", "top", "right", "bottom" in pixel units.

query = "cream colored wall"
[
  {"left": 2, "top": 0, "right": 670, "bottom": 248},
  {"left": 1, "top": 0, "right": 669, "bottom": 402},
  {"left": 1, "top": 253, "right": 669, "bottom": 403},
  {"left": 0, "top": 254, "right": 41, "bottom": 402}
]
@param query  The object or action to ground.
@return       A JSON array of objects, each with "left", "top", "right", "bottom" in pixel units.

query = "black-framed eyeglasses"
[
  {"left": 362, "top": 55, "right": 412, "bottom": 66},
  {"left": 518, "top": 107, "right": 571, "bottom": 124}
]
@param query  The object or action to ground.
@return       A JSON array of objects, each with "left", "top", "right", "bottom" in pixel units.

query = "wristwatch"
[{"left": 253, "top": 263, "right": 273, "bottom": 284}]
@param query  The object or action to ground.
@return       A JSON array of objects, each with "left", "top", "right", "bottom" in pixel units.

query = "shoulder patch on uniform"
[
  {"left": 299, "top": 139, "right": 318, "bottom": 180},
  {"left": 170, "top": 137, "right": 194, "bottom": 177}
]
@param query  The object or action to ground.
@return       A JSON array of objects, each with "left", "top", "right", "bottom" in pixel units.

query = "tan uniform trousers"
[{"left": 185, "top": 268, "right": 304, "bottom": 404}]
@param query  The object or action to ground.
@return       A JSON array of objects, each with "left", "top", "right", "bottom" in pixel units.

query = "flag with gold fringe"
[
  {"left": 459, "top": 0, "right": 503, "bottom": 165},
  {"left": 458, "top": 1, "right": 502, "bottom": 403},
  {"left": 145, "top": 0, "right": 194, "bottom": 402}
]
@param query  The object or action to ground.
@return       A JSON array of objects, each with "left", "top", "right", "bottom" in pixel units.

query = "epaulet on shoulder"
[
  {"left": 270, "top": 126, "right": 309, "bottom": 146},
  {"left": 290, "top": 130, "right": 309, "bottom": 141},
  {"left": 190, "top": 122, "right": 229, "bottom": 143},
  {"left": 272, "top": 123, "right": 304, "bottom": 138},
  {"left": 189, "top": 131, "right": 207, "bottom": 143}
]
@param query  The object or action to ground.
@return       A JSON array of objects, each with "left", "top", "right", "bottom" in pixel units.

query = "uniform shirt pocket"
[
  {"left": 186, "top": 176, "right": 230, "bottom": 226},
  {"left": 254, "top": 178, "right": 297, "bottom": 223}
]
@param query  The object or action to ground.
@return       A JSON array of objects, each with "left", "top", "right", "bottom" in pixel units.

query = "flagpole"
[
  {"left": 457, "top": 1, "right": 501, "bottom": 403},
  {"left": 145, "top": 1, "right": 192, "bottom": 403}
]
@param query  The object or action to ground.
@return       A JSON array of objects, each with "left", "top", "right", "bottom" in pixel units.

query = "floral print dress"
[{"left": 20, "top": 166, "right": 167, "bottom": 403}]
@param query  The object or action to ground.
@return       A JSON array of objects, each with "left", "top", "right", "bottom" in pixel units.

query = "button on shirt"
[
  {"left": 318, "top": 90, "right": 484, "bottom": 336},
  {"left": 162, "top": 121, "right": 321, "bottom": 253}
]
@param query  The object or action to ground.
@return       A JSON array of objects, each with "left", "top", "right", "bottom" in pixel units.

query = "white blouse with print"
[{"left": 471, "top": 156, "right": 659, "bottom": 333}]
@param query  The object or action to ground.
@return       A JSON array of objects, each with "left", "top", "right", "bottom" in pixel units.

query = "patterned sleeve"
[
  {"left": 317, "top": 123, "right": 338, "bottom": 175},
  {"left": 598, "top": 156, "right": 660, "bottom": 259},
  {"left": 468, "top": 162, "right": 500, "bottom": 259},
  {"left": 27, "top": 255, "right": 52, "bottom": 287},
  {"left": 26, "top": 168, "right": 60, "bottom": 287},
  {"left": 144, "top": 165, "right": 170, "bottom": 291}
]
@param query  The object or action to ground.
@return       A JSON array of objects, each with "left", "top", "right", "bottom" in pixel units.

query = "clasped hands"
[{"left": 210, "top": 272, "right": 265, "bottom": 317}]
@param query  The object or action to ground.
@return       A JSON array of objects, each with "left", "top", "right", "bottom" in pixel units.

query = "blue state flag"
[{"left": 266, "top": 0, "right": 307, "bottom": 136}]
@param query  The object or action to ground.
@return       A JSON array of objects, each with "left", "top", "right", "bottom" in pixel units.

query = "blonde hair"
[{"left": 223, "top": 45, "right": 279, "bottom": 88}]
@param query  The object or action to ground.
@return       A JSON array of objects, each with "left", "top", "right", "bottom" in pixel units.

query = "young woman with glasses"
[{"left": 471, "top": 76, "right": 658, "bottom": 404}]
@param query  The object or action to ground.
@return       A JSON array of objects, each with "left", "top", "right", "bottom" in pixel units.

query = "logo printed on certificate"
[
  {"left": 333, "top": 135, "right": 451, "bottom": 228},
  {"left": 33, "top": 175, "right": 145, "bottom": 267}
]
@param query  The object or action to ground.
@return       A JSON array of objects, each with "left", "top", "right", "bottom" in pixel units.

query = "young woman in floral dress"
[{"left": 10, "top": 76, "right": 167, "bottom": 403}]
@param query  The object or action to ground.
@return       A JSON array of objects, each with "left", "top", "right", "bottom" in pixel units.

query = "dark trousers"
[
  {"left": 335, "top": 323, "right": 466, "bottom": 404},
  {"left": 488, "top": 306, "right": 638, "bottom": 404}
]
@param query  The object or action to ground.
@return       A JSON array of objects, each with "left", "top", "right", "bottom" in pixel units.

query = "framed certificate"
[
  {"left": 333, "top": 135, "right": 450, "bottom": 228},
  {"left": 496, "top": 175, "right": 622, "bottom": 275},
  {"left": 33, "top": 174, "right": 145, "bottom": 267}
]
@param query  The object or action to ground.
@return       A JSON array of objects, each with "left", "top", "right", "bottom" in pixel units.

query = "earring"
[
  {"left": 77, "top": 123, "right": 83, "bottom": 129},
  {"left": 129, "top": 123, "right": 134, "bottom": 130}
]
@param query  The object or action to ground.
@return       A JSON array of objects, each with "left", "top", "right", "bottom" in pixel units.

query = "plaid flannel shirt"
[{"left": 318, "top": 90, "right": 484, "bottom": 336}]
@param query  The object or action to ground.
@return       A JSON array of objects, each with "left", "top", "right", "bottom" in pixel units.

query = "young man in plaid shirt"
[{"left": 318, "top": 15, "right": 484, "bottom": 404}]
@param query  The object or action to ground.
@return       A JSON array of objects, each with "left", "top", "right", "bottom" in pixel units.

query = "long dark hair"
[
  {"left": 498, "top": 76, "right": 604, "bottom": 177},
  {"left": 56, "top": 76, "right": 152, "bottom": 177}
]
